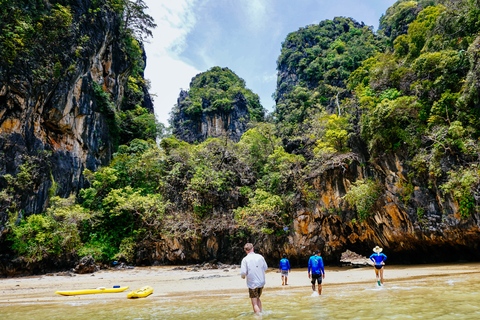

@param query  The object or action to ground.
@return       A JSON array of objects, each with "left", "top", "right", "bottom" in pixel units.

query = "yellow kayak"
[
  {"left": 55, "top": 286, "right": 129, "bottom": 296},
  {"left": 127, "top": 286, "right": 153, "bottom": 298}
]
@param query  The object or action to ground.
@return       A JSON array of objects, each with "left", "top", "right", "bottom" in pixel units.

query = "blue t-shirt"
[
  {"left": 279, "top": 258, "right": 291, "bottom": 271},
  {"left": 369, "top": 253, "right": 387, "bottom": 265},
  {"left": 308, "top": 255, "right": 324, "bottom": 275}
]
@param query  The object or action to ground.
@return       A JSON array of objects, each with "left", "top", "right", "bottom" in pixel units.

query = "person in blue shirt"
[
  {"left": 369, "top": 246, "right": 387, "bottom": 286},
  {"left": 308, "top": 250, "right": 325, "bottom": 295},
  {"left": 279, "top": 253, "right": 291, "bottom": 285}
]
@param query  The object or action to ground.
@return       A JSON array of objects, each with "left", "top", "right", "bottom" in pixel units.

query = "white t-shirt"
[{"left": 240, "top": 252, "right": 268, "bottom": 289}]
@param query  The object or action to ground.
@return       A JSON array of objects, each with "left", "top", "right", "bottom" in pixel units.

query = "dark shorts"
[
  {"left": 311, "top": 273, "right": 322, "bottom": 285},
  {"left": 248, "top": 287, "right": 263, "bottom": 298},
  {"left": 374, "top": 264, "right": 384, "bottom": 270}
]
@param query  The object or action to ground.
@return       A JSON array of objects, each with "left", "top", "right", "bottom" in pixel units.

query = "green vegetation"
[
  {"left": 349, "top": 0, "right": 480, "bottom": 213},
  {"left": 343, "top": 179, "right": 381, "bottom": 221},
  {"left": 115, "top": 0, "right": 156, "bottom": 41},
  {"left": 8, "top": 196, "right": 86, "bottom": 263},
  {"left": 173, "top": 67, "right": 265, "bottom": 121},
  {"left": 92, "top": 81, "right": 121, "bottom": 147},
  {"left": 0, "top": 149, "right": 346, "bottom": 263},
  {"left": 0, "top": 152, "right": 52, "bottom": 218},
  {"left": 274, "top": 17, "right": 386, "bottom": 137},
  {"left": 311, "top": 113, "right": 350, "bottom": 154},
  {"left": 440, "top": 165, "right": 480, "bottom": 218},
  {"left": 0, "top": 1, "right": 73, "bottom": 80},
  {"left": 5, "top": 129, "right": 304, "bottom": 263},
  {"left": 234, "top": 189, "right": 288, "bottom": 235},
  {"left": 378, "top": 0, "right": 438, "bottom": 43}
]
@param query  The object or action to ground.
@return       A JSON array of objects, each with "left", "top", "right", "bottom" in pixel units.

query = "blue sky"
[{"left": 143, "top": 0, "right": 398, "bottom": 125}]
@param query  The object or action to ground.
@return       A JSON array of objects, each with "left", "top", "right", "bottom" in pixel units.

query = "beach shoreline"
[{"left": 1, "top": 262, "right": 479, "bottom": 305}]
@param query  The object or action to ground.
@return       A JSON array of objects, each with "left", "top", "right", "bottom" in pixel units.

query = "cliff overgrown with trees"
[
  {"left": 1, "top": 0, "right": 480, "bottom": 274},
  {"left": 171, "top": 67, "right": 265, "bottom": 143},
  {"left": 0, "top": 0, "right": 162, "bottom": 272},
  {"left": 0, "top": 0, "right": 161, "bottom": 147}
]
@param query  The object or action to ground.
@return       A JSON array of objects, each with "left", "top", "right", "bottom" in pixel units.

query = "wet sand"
[{"left": 1, "top": 262, "right": 479, "bottom": 304}]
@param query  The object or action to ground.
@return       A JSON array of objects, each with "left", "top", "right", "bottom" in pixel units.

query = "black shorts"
[
  {"left": 311, "top": 273, "right": 322, "bottom": 284},
  {"left": 374, "top": 264, "right": 383, "bottom": 270}
]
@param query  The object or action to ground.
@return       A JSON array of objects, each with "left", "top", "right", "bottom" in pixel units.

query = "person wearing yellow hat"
[{"left": 369, "top": 246, "right": 387, "bottom": 286}]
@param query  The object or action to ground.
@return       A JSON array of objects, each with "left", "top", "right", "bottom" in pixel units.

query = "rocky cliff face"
[
  {"left": 284, "top": 152, "right": 480, "bottom": 265},
  {"left": 0, "top": 1, "right": 152, "bottom": 229},
  {"left": 171, "top": 66, "right": 263, "bottom": 144},
  {"left": 173, "top": 90, "right": 250, "bottom": 143}
]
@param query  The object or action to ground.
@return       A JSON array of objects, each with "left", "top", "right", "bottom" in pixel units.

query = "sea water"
[{"left": 1, "top": 270, "right": 479, "bottom": 319}]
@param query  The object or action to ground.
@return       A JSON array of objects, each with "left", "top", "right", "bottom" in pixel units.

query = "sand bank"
[{"left": 1, "top": 262, "right": 479, "bottom": 304}]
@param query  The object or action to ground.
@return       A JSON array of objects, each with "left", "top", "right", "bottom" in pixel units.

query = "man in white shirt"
[{"left": 240, "top": 243, "right": 268, "bottom": 314}]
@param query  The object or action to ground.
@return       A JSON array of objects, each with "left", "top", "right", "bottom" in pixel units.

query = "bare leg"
[
  {"left": 312, "top": 282, "right": 315, "bottom": 291},
  {"left": 281, "top": 275, "right": 285, "bottom": 285},
  {"left": 379, "top": 267, "right": 384, "bottom": 284},
  {"left": 251, "top": 298, "right": 262, "bottom": 314},
  {"left": 285, "top": 276, "right": 288, "bottom": 285},
  {"left": 318, "top": 283, "right": 322, "bottom": 295},
  {"left": 374, "top": 267, "right": 381, "bottom": 285}
]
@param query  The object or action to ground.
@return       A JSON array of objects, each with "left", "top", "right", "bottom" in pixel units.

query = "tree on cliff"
[{"left": 111, "top": 0, "right": 156, "bottom": 41}]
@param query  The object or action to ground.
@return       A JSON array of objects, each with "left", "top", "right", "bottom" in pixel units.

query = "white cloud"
[
  {"left": 143, "top": 0, "right": 201, "bottom": 125},
  {"left": 240, "top": 0, "right": 270, "bottom": 32},
  {"left": 262, "top": 73, "right": 277, "bottom": 84}
]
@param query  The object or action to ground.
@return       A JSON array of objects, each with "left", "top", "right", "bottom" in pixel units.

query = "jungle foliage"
[
  {"left": 172, "top": 66, "right": 265, "bottom": 122},
  {"left": 378, "top": 0, "right": 439, "bottom": 42},
  {"left": 350, "top": 0, "right": 480, "bottom": 217},
  {"left": 274, "top": 17, "right": 386, "bottom": 137},
  {"left": 8, "top": 133, "right": 303, "bottom": 263}
]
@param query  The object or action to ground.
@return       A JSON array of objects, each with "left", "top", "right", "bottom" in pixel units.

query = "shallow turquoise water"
[{"left": 1, "top": 272, "right": 479, "bottom": 319}]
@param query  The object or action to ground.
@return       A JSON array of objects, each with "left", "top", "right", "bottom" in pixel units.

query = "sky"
[{"left": 143, "top": 0, "right": 398, "bottom": 125}]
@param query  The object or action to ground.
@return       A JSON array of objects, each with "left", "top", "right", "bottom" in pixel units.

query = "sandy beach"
[{"left": 1, "top": 262, "right": 479, "bottom": 305}]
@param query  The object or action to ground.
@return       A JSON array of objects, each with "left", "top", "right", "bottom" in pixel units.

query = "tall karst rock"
[
  {"left": 268, "top": 0, "right": 480, "bottom": 264},
  {"left": 0, "top": 0, "right": 155, "bottom": 228},
  {"left": 171, "top": 67, "right": 265, "bottom": 143},
  {"left": 274, "top": 17, "right": 385, "bottom": 137}
]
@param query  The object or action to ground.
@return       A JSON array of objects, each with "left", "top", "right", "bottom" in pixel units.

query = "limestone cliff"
[
  {"left": 171, "top": 67, "right": 264, "bottom": 143},
  {"left": 0, "top": 1, "right": 153, "bottom": 228},
  {"left": 283, "top": 152, "right": 480, "bottom": 265},
  {"left": 274, "top": 18, "right": 383, "bottom": 117},
  {"left": 173, "top": 90, "right": 250, "bottom": 143}
]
